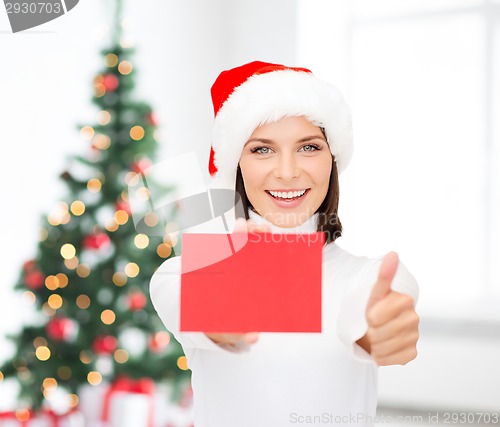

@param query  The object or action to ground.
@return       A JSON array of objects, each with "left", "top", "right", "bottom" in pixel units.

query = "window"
[{"left": 298, "top": 0, "right": 500, "bottom": 320}]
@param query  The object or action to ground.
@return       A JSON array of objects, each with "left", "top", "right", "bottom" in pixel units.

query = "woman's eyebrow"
[
  {"left": 298, "top": 135, "right": 327, "bottom": 143},
  {"left": 244, "top": 138, "right": 274, "bottom": 147},
  {"left": 243, "top": 135, "right": 326, "bottom": 147}
]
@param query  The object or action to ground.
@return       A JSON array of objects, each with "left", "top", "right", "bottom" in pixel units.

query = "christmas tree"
[{"left": 0, "top": 1, "right": 190, "bottom": 413}]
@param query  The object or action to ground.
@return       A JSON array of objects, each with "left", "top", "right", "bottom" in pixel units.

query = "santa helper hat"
[{"left": 208, "top": 60, "right": 354, "bottom": 191}]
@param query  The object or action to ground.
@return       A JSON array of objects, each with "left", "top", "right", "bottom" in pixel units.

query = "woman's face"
[{"left": 238, "top": 116, "right": 332, "bottom": 228}]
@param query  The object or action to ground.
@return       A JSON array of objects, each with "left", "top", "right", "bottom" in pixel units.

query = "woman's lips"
[{"left": 265, "top": 189, "right": 310, "bottom": 208}]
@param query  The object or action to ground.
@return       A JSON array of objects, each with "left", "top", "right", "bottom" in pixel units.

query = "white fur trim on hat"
[{"left": 210, "top": 69, "right": 353, "bottom": 190}]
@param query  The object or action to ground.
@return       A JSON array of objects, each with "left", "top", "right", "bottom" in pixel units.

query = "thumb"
[{"left": 367, "top": 251, "right": 399, "bottom": 310}]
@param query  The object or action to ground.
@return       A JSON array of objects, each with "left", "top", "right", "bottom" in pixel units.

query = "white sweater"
[{"left": 149, "top": 210, "right": 419, "bottom": 427}]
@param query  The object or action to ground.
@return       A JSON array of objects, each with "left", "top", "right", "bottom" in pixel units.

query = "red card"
[{"left": 180, "top": 231, "right": 324, "bottom": 333}]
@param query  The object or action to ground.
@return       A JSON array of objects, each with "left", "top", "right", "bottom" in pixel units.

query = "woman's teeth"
[{"left": 268, "top": 189, "right": 307, "bottom": 199}]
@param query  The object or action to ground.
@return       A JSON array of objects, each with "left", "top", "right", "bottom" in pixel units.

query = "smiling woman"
[
  {"left": 238, "top": 116, "right": 338, "bottom": 233},
  {"left": 150, "top": 61, "right": 420, "bottom": 427}
]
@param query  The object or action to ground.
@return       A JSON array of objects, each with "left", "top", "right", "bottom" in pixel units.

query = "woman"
[{"left": 150, "top": 61, "right": 419, "bottom": 427}]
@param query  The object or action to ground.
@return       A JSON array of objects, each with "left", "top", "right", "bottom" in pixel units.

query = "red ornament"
[
  {"left": 149, "top": 331, "right": 170, "bottom": 353},
  {"left": 23, "top": 259, "right": 37, "bottom": 271},
  {"left": 82, "top": 232, "right": 110, "bottom": 250},
  {"left": 93, "top": 335, "right": 118, "bottom": 355},
  {"left": 130, "top": 158, "right": 152, "bottom": 175},
  {"left": 128, "top": 292, "right": 147, "bottom": 311},
  {"left": 47, "top": 317, "right": 75, "bottom": 342},
  {"left": 24, "top": 269, "right": 45, "bottom": 290},
  {"left": 146, "top": 112, "right": 158, "bottom": 127},
  {"left": 102, "top": 74, "right": 119, "bottom": 92},
  {"left": 179, "top": 385, "right": 193, "bottom": 408},
  {"left": 115, "top": 200, "right": 131, "bottom": 215}
]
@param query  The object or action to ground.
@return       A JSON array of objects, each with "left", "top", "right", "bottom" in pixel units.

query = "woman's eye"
[
  {"left": 301, "top": 144, "right": 320, "bottom": 152},
  {"left": 252, "top": 146, "right": 271, "bottom": 154}
]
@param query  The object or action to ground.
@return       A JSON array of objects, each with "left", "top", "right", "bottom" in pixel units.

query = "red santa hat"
[{"left": 208, "top": 61, "right": 353, "bottom": 190}]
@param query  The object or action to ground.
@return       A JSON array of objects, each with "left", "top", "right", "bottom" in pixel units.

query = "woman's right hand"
[{"left": 205, "top": 217, "right": 272, "bottom": 347}]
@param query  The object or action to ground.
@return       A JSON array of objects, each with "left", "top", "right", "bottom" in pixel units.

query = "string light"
[
  {"left": 76, "top": 264, "right": 91, "bottom": 278},
  {"left": 79, "top": 351, "right": 92, "bottom": 364},
  {"left": 0, "top": 371, "right": 4, "bottom": 383},
  {"left": 130, "top": 125, "right": 144, "bottom": 141},
  {"left": 71, "top": 200, "right": 86, "bottom": 216},
  {"left": 17, "top": 367, "right": 31, "bottom": 381},
  {"left": 134, "top": 234, "right": 149, "bottom": 249},
  {"left": 36, "top": 346, "right": 51, "bottom": 361},
  {"left": 64, "top": 256, "right": 79, "bottom": 270},
  {"left": 47, "top": 294, "right": 63, "bottom": 310},
  {"left": 114, "top": 210, "right": 129, "bottom": 225},
  {"left": 120, "top": 38, "right": 134, "bottom": 49},
  {"left": 93, "top": 134, "right": 111, "bottom": 150},
  {"left": 121, "top": 17, "right": 132, "bottom": 30},
  {"left": 87, "top": 371, "right": 102, "bottom": 385},
  {"left": 114, "top": 349, "right": 129, "bottom": 364},
  {"left": 165, "top": 222, "right": 180, "bottom": 234},
  {"left": 76, "top": 295, "right": 91, "bottom": 309},
  {"left": 33, "top": 337, "right": 48, "bottom": 348},
  {"left": 69, "top": 394, "right": 79, "bottom": 408},
  {"left": 153, "top": 331, "right": 170, "bottom": 349},
  {"left": 144, "top": 212, "right": 158, "bottom": 227},
  {"left": 80, "top": 126, "right": 95, "bottom": 141},
  {"left": 112, "top": 272, "right": 127, "bottom": 287},
  {"left": 45, "top": 275, "right": 59, "bottom": 290},
  {"left": 48, "top": 202, "right": 70, "bottom": 226},
  {"left": 163, "top": 235, "right": 174, "bottom": 247},
  {"left": 121, "top": 191, "right": 129, "bottom": 201},
  {"left": 101, "top": 309, "right": 116, "bottom": 325},
  {"left": 42, "top": 378, "right": 57, "bottom": 390},
  {"left": 95, "top": 85, "right": 106, "bottom": 98},
  {"left": 87, "top": 178, "right": 102, "bottom": 193},
  {"left": 125, "top": 172, "right": 139, "bottom": 186},
  {"left": 23, "top": 291, "right": 36, "bottom": 305},
  {"left": 124, "top": 262, "right": 139, "bottom": 278},
  {"left": 56, "top": 273, "right": 69, "bottom": 288},
  {"left": 97, "top": 110, "right": 112, "bottom": 125},
  {"left": 118, "top": 60, "right": 133, "bottom": 75},
  {"left": 105, "top": 220, "right": 119, "bottom": 232},
  {"left": 135, "top": 186, "right": 150, "bottom": 201},
  {"left": 177, "top": 356, "right": 189, "bottom": 371},
  {"left": 42, "top": 303, "right": 56, "bottom": 317},
  {"left": 156, "top": 244, "right": 171, "bottom": 259},
  {"left": 40, "top": 227, "right": 48, "bottom": 241},
  {"left": 60, "top": 244, "right": 76, "bottom": 260},
  {"left": 57, "top": 366, "right": 72, "bottom": 380},
  {"left": 104, "top": 54, "right": 119, "bottom": 68},
  {"left": 94, "top": 76, "right": 106, "bottom": 98}
]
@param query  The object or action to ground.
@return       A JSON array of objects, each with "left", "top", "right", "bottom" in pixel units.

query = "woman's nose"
[{"left": 273, "top": 153, "right": 300, "bottom": 180}]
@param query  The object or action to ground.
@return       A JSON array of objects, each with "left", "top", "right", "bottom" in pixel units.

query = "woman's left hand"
[{"left": 356, "top": 252, "right": 420, "bottom": 366}]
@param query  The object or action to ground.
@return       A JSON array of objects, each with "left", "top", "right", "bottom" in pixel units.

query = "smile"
[{"left": 265, "top": 189, "right": 310, "bottom": 204}]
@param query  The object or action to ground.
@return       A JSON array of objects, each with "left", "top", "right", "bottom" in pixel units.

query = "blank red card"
[{"left": 180, "top": 231, "right": 324, "bottom": 333}]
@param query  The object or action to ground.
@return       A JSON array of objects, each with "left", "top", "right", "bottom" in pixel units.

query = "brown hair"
[{"left": 234, "top": 153, "right": 342, "bottom": 245}]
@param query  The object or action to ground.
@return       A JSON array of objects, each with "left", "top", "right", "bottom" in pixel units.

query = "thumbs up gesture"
[{"left": 356, "top": 252, "right": 420, "bottom": 366}]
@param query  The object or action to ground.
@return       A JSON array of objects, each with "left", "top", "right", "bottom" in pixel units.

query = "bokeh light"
[
  {"left": 87, "top": 371, "right": 102, "bottom": 385},
  {"left": 101, "top": 309, "right": 116, "bottom": 325},
  {"left": 60, "top": 244, "right": 76, "bottom": 260}
]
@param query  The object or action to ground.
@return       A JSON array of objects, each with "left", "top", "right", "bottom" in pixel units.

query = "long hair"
[{"left": 234, "top": 153, "right": 342, "bottom": 245}]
